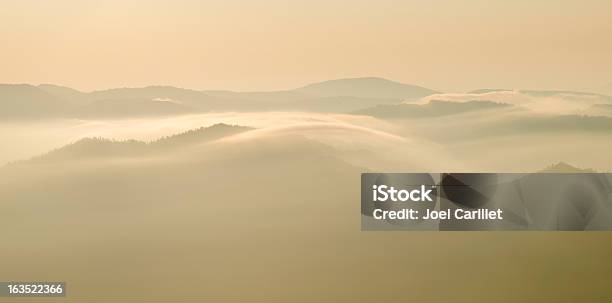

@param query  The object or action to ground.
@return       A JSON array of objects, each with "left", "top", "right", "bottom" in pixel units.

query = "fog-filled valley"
[{"left": 2, "top": 78, "right": 612, "bottom": 302}]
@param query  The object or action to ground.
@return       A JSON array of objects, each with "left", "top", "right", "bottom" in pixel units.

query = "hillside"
[
  {"left": 0, "top": 78, "right": 439, "bottom": 118},
  {"left": 0, "top": 84, "right": 71, "bottom": 118},
  {"left": 26, "top": 124, "right": 251, "bottom": 163}
]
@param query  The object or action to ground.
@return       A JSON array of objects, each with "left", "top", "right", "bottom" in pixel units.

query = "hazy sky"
[{"left": 1, "top": 0, "right": 611, "bottom": 92}]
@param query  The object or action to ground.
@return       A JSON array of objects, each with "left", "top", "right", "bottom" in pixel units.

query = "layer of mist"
[{"left": 2, "top": 78, "right": 612, "bottom": 302}]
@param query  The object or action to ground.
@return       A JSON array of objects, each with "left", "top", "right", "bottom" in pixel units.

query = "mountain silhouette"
[
  {"left": 4, "top": 79, "right": 612, "bottom": 119},
  {"left": 0, "top": 78, "right": 440, "bottom": 118},
  {"left": 540, "top": 162, "right": 596, "bottom": 173},
  {"left": 296, "top": 77, "right": 437, "bottom": 100},
  {"left": 27, "top": 123, "right": 251, "bottom": 163},
  {"left": 153, "top": 123, "right": 253, "bottom": 148},
  {"left": 0, "top": 84, "right": 71, "bottom": 118},
  {"left": 37, "top": 84, "right": 88, "bottom": 103}
]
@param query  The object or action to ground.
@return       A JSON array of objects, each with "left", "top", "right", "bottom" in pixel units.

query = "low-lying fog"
[
  {"left": 2, "top": 109, "right": 611, "bottom": 172},
  {"left": 0, "top": 112, "right": 392, "bottom": 165},
  {"left": 2, "top": 107, "right": 612, "bottom": 302}
]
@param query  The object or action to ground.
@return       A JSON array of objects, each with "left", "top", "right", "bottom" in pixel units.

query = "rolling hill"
[
  {"left": 25, "top": 124, "right": 251, "bottom": 163},
  {"left": 0, "top": 84, "right": 72, "bottom": 118},
  {"left": 0, "top": 78, "right": 439, "bottom": 118},
  {"left": 295, "top": 77, "right": 437, "bottom": 100}
]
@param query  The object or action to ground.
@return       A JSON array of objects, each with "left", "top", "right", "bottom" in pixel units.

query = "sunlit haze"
[{"left": 2, "top": 0, "right": 611, "bottom": 92}]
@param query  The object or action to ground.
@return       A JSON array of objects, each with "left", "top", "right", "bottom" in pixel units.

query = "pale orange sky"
[{"left": 1, "top": 0, "right": 611, "bottom": 93}]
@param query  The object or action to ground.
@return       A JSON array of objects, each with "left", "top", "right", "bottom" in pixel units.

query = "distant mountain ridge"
[
  {"left": 0, "top": 84, "right": 71, "bottom": 118},
  {"left": 0, "top": 78, "right": 438, "bottom": 118},
  {"left": 540, "top": 162, "right": 596, "bottom": 173},
  {"left": 295, "top": 77, "right": 437, "bottom": 99},
  {"left": 3, "top": 79, "right": 612, "bottom": 119}
]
